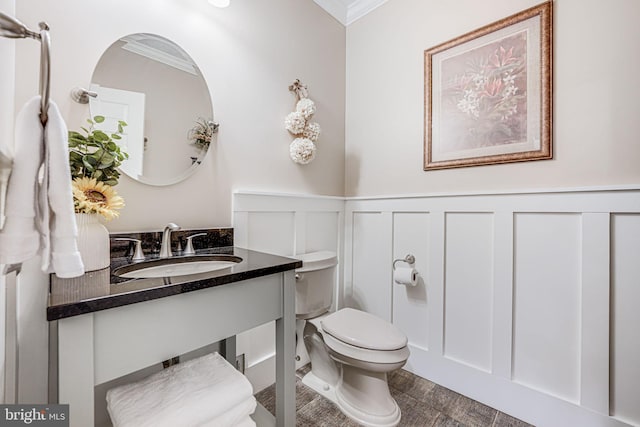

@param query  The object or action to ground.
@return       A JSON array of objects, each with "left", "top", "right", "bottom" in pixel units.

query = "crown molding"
[
  {"left": 313, "top": 0, "right": 388, "bottom": 26},
  {"left": 345, "top": 0, "right": 387, "bottom": 25}
]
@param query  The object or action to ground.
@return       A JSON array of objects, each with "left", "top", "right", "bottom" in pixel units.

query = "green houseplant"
[
  {"left": 68, "top": 116, "right": 128, "bottom": 221},
  {"left": 68, "top": 115, "right": 129, "bottom": 186},
  {"left": 68, "top": 115, "right": 130, "bottom": 271}
]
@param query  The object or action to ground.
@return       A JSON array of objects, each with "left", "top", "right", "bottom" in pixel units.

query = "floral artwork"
[
  {"left": 424, "top": 2, "right": 552, "bottom": 170},
  {"left": 441, "top": 32, "right": 527, "bottom": 150}
]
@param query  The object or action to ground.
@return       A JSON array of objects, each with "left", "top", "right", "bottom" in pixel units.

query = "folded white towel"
[
  {"left": 106, "top": 352, "right": 255, "bottom": 427},
  {"left": 199, "top": 397, "right": 257, "bottom": 427},
  {"left": 0, "top": 97, "right": 43, "bottom": 263},
  {"left": 0, "top": 96, "right": 84, "bottom": 277},
  {"left": 201, "top": 415, "right": 256, "bottom": 427},
  {"left": 234, "top": 416, "right": 257, "bottom": 427},
  {"left": 41, "top": 98, "right": 84, "bottom": 277}
]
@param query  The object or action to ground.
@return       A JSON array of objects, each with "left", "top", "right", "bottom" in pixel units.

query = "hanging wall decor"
[
  {"left": 424, "top": 1, "right": 552, "bottom": 170},
  {"left": 285, "top": 79, "right": 321, "bottom": 165}
]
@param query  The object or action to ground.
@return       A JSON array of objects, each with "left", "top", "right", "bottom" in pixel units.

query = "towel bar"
[{"left": 0, "top": 12, "right": 51, "bottom": 125}]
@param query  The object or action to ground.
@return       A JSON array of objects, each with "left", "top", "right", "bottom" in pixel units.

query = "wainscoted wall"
[
  {"left": 235, "top": 188, "right": 640, "bottom": 427},
  {"left": 232, "top": 192, "right": 344, "bottom": 392},
  {"left": 344, "top": 187, "right": 640, "bottom": 427}
]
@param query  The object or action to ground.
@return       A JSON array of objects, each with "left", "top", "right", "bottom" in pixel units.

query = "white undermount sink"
[{"left": 113, "top": 255, "right": 243, "bottom": 279}]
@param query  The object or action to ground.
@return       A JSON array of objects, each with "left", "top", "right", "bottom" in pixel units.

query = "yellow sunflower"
[{"left": 72, "top": 177, "right": 125, "bottom": 221}]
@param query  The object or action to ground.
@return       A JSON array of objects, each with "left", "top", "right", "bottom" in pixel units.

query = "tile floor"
[{"left": 255, "top": 367, "right": 535, "bottom": 427}]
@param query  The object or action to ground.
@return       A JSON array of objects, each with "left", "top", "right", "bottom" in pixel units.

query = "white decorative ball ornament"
[
  {"left": 289, "top": 138, "right": 316, "bottom": 165},
  {"left": 296, "top": 98, "right": 316, "bottom": 119},
  {"left": 284, "top": 112, "right": 306, "bottom": 134},
  {"left": 303, "top": 122, "right": 321, "bottom": 141}
]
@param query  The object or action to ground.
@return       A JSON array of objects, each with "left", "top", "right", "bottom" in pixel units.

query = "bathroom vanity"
[{"left": 48, "top": 244, "right": 300, "bottom": 427}]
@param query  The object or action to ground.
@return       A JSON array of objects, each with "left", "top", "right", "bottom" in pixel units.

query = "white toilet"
[{"left": 295, "top": 251, "right": 410, "bottom": 427}]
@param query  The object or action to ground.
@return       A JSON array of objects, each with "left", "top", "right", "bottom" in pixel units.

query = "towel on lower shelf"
[
  {"left": 106, "top": 352, "right": 255, "bottom": 427},
  {"left": 201, "top": 416, "right": 255, "bottom": 427},
  {"left": 199, "top": 396, "right": 257, "bottom": 427}
]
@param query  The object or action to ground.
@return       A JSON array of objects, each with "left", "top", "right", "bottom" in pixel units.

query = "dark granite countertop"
[{"left": 48, "top": 247, "right": 302, "bottom": 321}]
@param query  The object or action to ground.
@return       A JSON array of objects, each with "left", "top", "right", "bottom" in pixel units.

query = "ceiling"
[{"left": 313, "top": 0, "right": 388, "bottom": 26}]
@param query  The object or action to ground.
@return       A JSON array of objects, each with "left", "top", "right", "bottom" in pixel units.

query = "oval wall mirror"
[{"left": 89, "top": 33, "right": 215, "bottom": 186}]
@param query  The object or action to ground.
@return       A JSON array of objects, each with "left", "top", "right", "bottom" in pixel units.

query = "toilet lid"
[{"left": 321, "top": 308, "right": 407, "bottom": 351}]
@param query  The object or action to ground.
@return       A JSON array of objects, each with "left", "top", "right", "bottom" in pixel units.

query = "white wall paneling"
[
  {"left": 345, "top": 187, "right": 640, "bottom": 427},
  {"left": 234, "top": 188, "right": 640, "bottom": 426},
  {"left": 444, "top": 212, "right": 494, "bottom": 373},
  {"left": 512, "top": 213, "right": 581, "bottom": 402},
  {"left": 610, "top": 214, "right": 640, "bottom": 425},
  {"left": 232, "top": 191, "right": 344, "bottom": 392},
  {"left": 392, "top": 212, "right": 429, "bottom": 352},
  {"left": 349, "top": 211, "right": 392, "bottom": 320}
]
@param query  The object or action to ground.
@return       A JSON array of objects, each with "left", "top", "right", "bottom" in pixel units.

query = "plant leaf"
[
  {"left": 82, "top": 156, "right": 96, "bottom": 171},
  {"left": 93, "top": 115, "right": 105, "bottom": 123},
  {"left": 92, "top": 130, "right": 109, "bottom": 142}
]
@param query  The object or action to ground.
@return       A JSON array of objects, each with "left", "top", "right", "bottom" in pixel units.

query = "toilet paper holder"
[{"left": 392, "top": 254, "right": 415, "bottom": 270}]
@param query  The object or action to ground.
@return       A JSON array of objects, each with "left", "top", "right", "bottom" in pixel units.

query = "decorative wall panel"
[
  {"left": 392, "top": 212, "right": 430, "bottom": 350},
  {"left": 610, "top": 214, "right": 640, "bottom": 424},
  {"left": 236, "top": 188, "right": 640, "bottom": 427},
  {"left": 512, "top": 213, "right": 581, "bottom": 402},
  {"left": 444, "top": 213, "right": 494, "bottom": 373}
]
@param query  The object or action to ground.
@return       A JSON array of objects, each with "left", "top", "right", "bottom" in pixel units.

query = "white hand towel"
[
  {"left": 199, "top": 397, "right": 257, "bottom": 427},
  {"left": 41, "top": 99, "right": 84, "bottom": 277},
  {"left": 106, "top": 352, "right": 254, "bottom": 427},
  {"left": 0, "top": 96, "right": 84, "bottom": 278},
  {"left": 0, "top": 97, "right": 45, "bottom": 263}
]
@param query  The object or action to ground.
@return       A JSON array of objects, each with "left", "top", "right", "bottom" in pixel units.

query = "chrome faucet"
[{"left": 159, "top": 223, "right": 181, "bottom": 258}]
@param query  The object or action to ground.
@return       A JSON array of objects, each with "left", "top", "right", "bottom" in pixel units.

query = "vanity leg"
[
  {"left": 58, "top": 314, "right": 95, "bottom": 427},
  {"left": 222, "top": 335, "right": 237, "bottom": 368},
  {"left": 275, "top": 271, "right": 296, "bottom": 427}
]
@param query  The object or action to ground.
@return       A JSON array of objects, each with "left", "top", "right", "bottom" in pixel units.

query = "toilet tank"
[{"left": 295, "top": 251, "right": 338, "bottom": 319}]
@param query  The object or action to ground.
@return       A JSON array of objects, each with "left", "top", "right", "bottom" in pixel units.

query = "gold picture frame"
[{"left": 424, "top": 2, "right": 552, "bottom": 170}]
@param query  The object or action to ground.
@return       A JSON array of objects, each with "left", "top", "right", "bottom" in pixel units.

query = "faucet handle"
[
  {"left": 184, "top": 233, "right": 207, "bottom": 255},
  {"left": 114, "top": 238, "right": 145, "bottom": 261}
]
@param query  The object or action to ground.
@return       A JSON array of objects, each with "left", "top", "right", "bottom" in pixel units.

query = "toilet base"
[
  {"left": 301, "top": 371, "right": 338, "bottom": 402},
  {"left": 333, "top": 364, "right": 401, "bottom": 427},
  {"left": 295, "top": 319, "right": 311, "bottom": 370},
  {"left": 302, "top": 369, "right": 401, "bottom": 427}
]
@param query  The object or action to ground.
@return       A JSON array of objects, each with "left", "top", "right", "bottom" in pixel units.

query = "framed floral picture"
[{"left": 424, "top": 2, "right": 552, "bottom": 170}]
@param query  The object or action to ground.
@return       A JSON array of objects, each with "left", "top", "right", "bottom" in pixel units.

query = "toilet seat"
[
  {"left": 323, "top": 332, "right": 410, "bottom": 365},
  {"left": 319, "top": 308, "right": 409, "bottom": 365},
  {"left": 321, "top": 308, "right": 408, "bottom": 350}
]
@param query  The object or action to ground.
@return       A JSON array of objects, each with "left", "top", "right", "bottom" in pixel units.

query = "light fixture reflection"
[{"left": 208, "top": 0, "right": 230, "bottom": 7}]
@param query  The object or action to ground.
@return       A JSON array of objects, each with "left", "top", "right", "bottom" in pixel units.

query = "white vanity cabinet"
[{"left": 48, "top": 248, "right": 298, "bottom": 427}]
